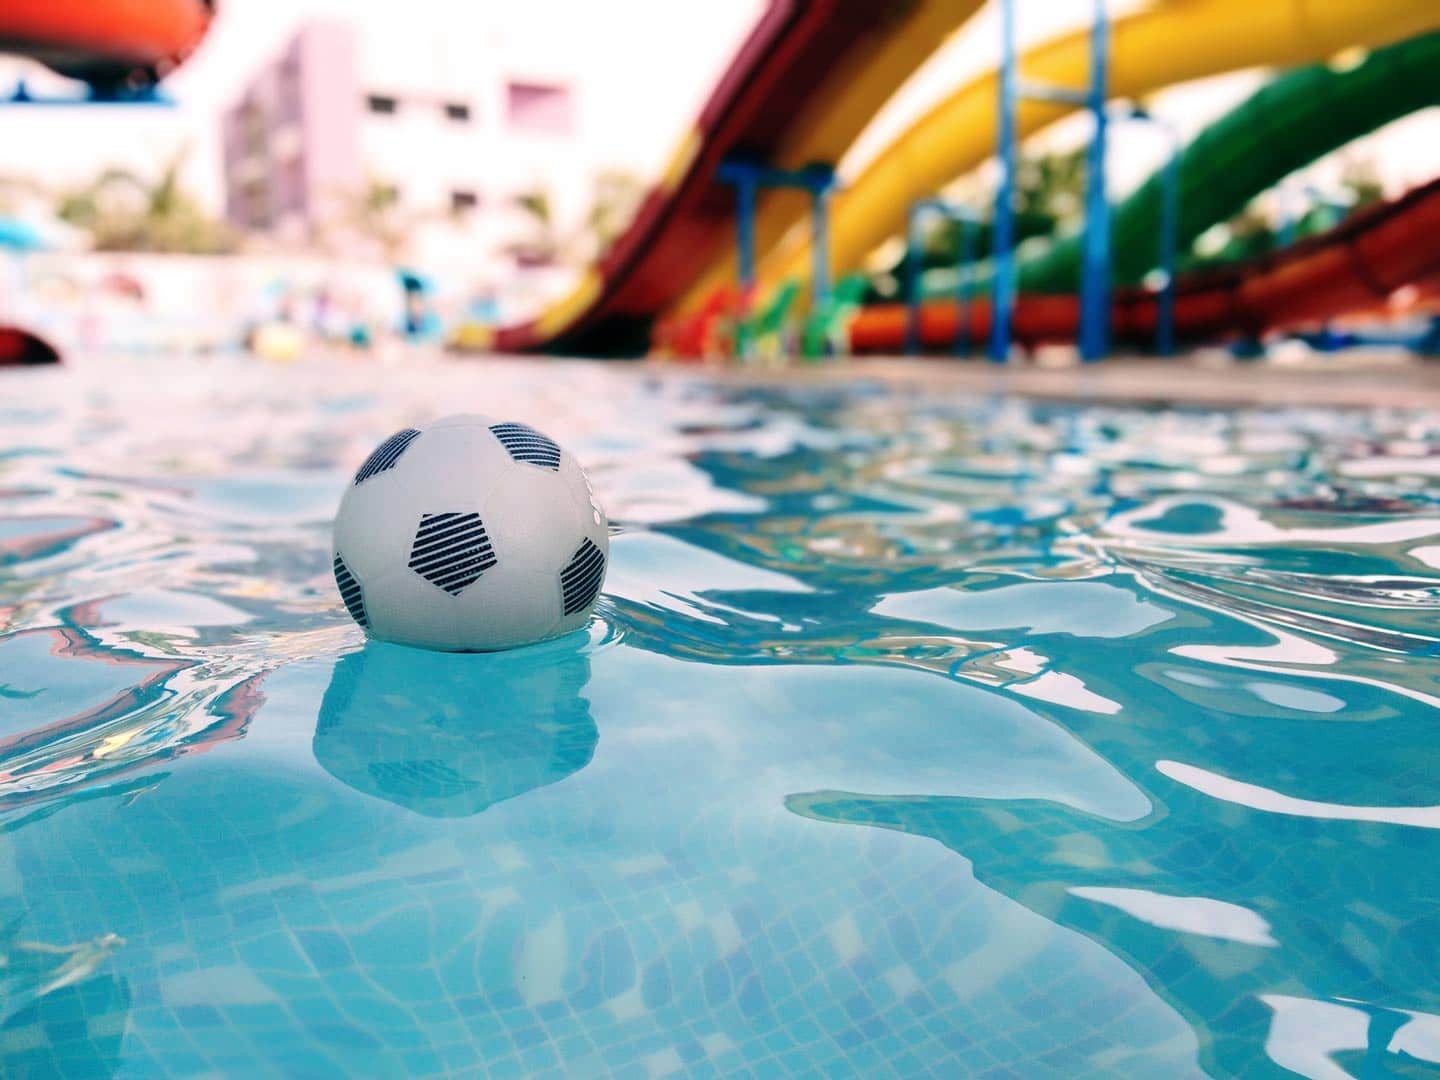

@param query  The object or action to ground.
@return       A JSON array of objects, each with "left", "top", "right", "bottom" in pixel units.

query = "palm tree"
[
  {"left": 584, "top": 169, "right": 644, "bottom": 252},
  {"left": 509, "top": 187, "right": 559, "bottom": 266},
  {"left": 331, "top": 177, "right": 413, "bottom": 262},
  {"left": 55, "top": 149, "right": 231, "bottom": 254}
]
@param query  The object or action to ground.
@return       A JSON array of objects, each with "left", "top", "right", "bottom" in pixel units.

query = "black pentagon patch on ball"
[
  {"left": 490, "top": 422, "right": 561, "bottom": 470},
  {"left": 333, "top": 553, "right": 368, "bottom": 627},
  {"left": 561, "top": 538, "right": 605, "bottom": 616},
  {"left": 354, "top": 428, "right": 421, "bottom": 484},
  {"left": 408, "top": 513, "right": 497, "bottom": 595}
]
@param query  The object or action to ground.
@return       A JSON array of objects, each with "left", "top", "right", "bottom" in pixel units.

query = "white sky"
[{"left": 0, "top": 0, "right": 1434, "bottom": 220}]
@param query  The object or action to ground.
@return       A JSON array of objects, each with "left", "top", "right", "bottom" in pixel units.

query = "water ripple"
[{"left": 4, "top": 358, "right": 1440, "bottom": 1076}]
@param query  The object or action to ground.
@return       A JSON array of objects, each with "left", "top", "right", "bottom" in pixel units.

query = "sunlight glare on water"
[{"left": 2, "top": 355, "right": 1439, "bottom": 1078}]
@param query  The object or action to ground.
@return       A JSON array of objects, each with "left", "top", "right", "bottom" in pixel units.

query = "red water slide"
[
  {"left": 849, "top": 177, "right": 1440, "bottom": 354},
  {"left": 492, "top": 2, "right": 968, "bottom": 356}
]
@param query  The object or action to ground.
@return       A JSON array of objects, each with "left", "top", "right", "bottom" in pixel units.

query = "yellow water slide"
[{"left": 677, "top": 0, "right": 1440, "bottom": 318}]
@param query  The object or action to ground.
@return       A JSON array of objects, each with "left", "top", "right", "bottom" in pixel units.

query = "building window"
[
  {"left": 366, "top": 94, "right": 398, "bottom": 115},
  {"left": 443, "top": 102, "right": 471, "bottom": 123},
  {"left": 450, "top": 189, "right": 480, "bottom": 213},
  {"left": 505, "top": 81, "right": 573, "bottom": 134}
]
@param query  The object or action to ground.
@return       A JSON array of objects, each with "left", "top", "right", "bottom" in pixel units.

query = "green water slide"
[
  {"left": 1024, "top": 30, "right": 1440, "bottom": 291},
  {"left": 919, "top": 31, "right": 1440, "bottom": 298}
]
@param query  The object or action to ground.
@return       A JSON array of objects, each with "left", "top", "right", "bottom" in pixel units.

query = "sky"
[{"left": 0, "top": 0, "right": 1435, "bottom": 223}]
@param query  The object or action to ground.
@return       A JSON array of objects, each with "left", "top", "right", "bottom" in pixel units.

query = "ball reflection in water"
[{"left": 313, "top": 637, "right": 596, "bottom": 818}]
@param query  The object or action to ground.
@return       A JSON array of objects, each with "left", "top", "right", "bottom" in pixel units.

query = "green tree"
[
  {"left": 888, "top": 145, "right": 1089, "bottom": 292},
  {"left": 584, "top": 169, "right": 645, "bottom": 251},
  {"left": 55, "top": 150, "right": 231, "bottom": 254},
  {"left": 510, "top": 187, "right": 558, "bottom": 265},
  {"left": 1338, "top": 158, "right": 1384, "bottom": 211},
  {"left": 334, "top": 177, "right": 412, "bottom": 262}
]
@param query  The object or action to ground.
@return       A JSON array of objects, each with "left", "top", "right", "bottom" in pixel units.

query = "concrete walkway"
[{"left": 654, "top": 350, "right": 1440, "bottom": 410}]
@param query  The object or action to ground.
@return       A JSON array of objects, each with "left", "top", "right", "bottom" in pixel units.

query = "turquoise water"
[{"left": 3, "top": 357, "right": 1440, "bottom": 1078}]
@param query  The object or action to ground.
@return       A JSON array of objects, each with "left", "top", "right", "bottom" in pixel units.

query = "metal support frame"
[
  {"left": 1120, "top": 105, "right": 1180, "bottom": 357},
  {"left": 1, "top": 77, "right": 173, "bottom": 107},
  {"left": 991, "top": 0, "right": 1020, "bottom": 363},
  {"left": 717, "top": 159, "right": 837, "bottom": 359},
  {"left": 992, "top": 0, "right": 1109, "bottom": 362},
  {"left": 905, "top": 198, "right": 978, "bottom": 357},
  {"left": 718, "top": 159, "right": 837, "bottom": 302}
]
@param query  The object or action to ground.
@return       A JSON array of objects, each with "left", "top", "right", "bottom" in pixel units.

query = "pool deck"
[{"left": 651, "top": 350, "right": 1440, "bottom": 410}]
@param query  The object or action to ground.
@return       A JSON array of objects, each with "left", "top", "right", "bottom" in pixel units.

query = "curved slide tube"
[
  {"left": 736, "top": 0, "right": 1440, "bottom": 321},
  {"left": 0, "top": 326, "right": 61, "bottom": 366},
  {"left": 0, "top": 0, "right": 213, "bottom": 88},
  {"left": 847, "top": 177, "right": 1440, "bottom": 353},
  {"left": 488, "top": 0, "right": 987, "bottom": 356},
  {"left": 1017, "top": 30, "right": 1440, "bottom": 295}
]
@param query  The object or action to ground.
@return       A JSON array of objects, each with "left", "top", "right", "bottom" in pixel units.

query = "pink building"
[
  {"left": 221, "top": 18, "right": 588, "bottom": 317},
  {"left": 222, "top": 23, "right": 362, "bottom": 238}
]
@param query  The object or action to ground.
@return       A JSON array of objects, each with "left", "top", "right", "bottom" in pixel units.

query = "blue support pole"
[
  {"left": 734, "top": 176, "right": 757, "bottom": 293},
  {"left": 734, "top": 174, "right": 757, "bottom": 360},
  {"left": 1078, "top": 0, "right": 1110, "bottom": 361},
  {"left": 906, "top": 198, "right": 979, "bottom": 357},
  {"left": 718, "top": 159, "right": 836, "bottom": 361},
  {"left": 811, "top": 184, "right": 832, "bottom": 310},
  {"left": 956, "top": 214, "right": 977, "bottom": 357},
  {"left": 990, "top": 0, "right": 1018, "bottom": 363}
]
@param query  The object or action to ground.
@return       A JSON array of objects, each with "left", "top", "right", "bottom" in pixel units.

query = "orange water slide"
[
  {"left": 848, "top": 177, "right": 1440, "bottom": 353},
  {"left": 0, "top": 0, "right": 213, "bottom": 88}
]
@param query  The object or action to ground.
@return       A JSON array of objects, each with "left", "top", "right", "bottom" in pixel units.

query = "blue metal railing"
[
  {"left": 992, "top": 0, "right": 1109, "bottom": 362},
  {"left": 904, "top": 198, "right": 978, "bottom": 357},
  {"left": 717, "top": 159, "right": 838, "bottom": 359},
  {"left": 1119, "top": 104, "right": 1180, "bottom": 356}
]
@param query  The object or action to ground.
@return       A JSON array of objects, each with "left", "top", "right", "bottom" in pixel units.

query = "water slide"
[
  {"left": 847, "top": 176, "right": 1440, "bottom": 353},
  {"left": 685, "top": 0, "right": 1440, "bottom": 332},
  {"left": 0, "top": 325, "right": 60, "bottom": 366},
  {"left": 855, "top": 30, "right": 1440, "bottom": 353},
  {"left": 489, "top": 0, "right": 988, "bottom": 356},
  {"left": 1014, "top": 30, "right": 1440, "bottom": 295},
  {"left": 0, "top": 0, "right": 212, "bottom": 90}
]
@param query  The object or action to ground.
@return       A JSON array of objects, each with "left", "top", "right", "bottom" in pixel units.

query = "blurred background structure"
[{"left": 0, "top": 0, "right": 1437, "bottom": 367}]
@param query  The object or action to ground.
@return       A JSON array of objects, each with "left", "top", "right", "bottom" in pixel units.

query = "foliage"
[
  {"left": 887, "top": 145, "right": 1089, "bottom": 289},
  {"left": 509, "top": 187, "right": 558, "bottom": 265},
  {"left": 332, "top": 178, "right": 412, "bottom": 262},
  {"left": 584, "top": 170, "right": 645, "bottom": 251},
  {"left": 54, "top": 150, "right": 233, "bottom": 254},
  {"left": 1182, "top": 158, "right": 1385, "bottom": 274}
]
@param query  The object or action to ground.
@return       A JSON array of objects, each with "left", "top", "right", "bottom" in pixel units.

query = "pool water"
[{"left": 2, "top": 356, "right": 1439, "bottom": 1079}]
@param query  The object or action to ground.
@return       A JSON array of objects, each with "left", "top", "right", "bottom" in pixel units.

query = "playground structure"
[
  {"left": 490, "top": 0, "right": 1440, "bottom": 361},
  {"left": 858, "top": 28, "right": 1440, "bottom": 358},
  {"left": 850, "top": 177, "right": 1440, "bottom": 354}
]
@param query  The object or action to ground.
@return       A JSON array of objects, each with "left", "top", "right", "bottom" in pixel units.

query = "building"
[{"left": 220, "top": 17, "right": 594, "bottom": 316}]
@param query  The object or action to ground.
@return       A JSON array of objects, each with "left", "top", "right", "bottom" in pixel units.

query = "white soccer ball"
[{"left": 332, "top": 414, "right": 609, "bottom": 652}]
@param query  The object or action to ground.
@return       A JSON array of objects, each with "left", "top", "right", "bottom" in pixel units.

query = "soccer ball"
[{"left": 331, "top": 414, "right": 609, "bottom": 652}]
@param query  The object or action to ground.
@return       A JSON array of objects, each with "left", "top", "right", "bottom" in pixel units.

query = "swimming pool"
[{"left": 2, "top": 355, "right": 1438, "bottom": 1078}]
